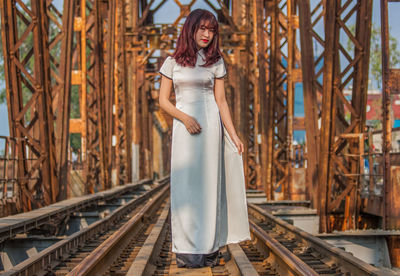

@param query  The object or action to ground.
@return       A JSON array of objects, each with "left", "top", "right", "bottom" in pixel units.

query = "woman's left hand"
[{"left": 231, "top": 135, "right": 244, "bottom": 155}]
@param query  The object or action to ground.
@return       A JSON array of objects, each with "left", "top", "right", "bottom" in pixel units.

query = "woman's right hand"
[{"left": 183, "top": 115, "right": 202, "bottom": 134}]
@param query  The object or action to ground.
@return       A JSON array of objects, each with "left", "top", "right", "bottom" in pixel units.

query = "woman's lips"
[{"left": 202, "top": 39, "right": 209, "bottom": 43}]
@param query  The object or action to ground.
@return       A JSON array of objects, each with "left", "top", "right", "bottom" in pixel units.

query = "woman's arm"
[
  {"left": 159, "top": 75, "right": 202, "bottom": 134},
  {"left": 214, "top": 78, "right": 244, "bottom": 155}
]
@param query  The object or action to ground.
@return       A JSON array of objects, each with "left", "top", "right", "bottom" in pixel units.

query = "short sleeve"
[
  {"left": 214, "top": 57, "right": 227, "bottom": 79},
  {"left": 159, "top": 56, "right": 174, "bottom": 79}
]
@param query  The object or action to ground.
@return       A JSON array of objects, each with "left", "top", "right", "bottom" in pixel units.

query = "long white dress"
[{"left": 159, "top": 48, "right": 251, "bottom": 254}]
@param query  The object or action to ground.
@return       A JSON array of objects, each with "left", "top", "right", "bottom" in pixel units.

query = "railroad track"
[
  {"left": 247, "top": 203, "right": 395, "bottom": 276},
  {"left": 59, "top": 190, "right": 265, "bottom": 276},
  {"left": 1, "top": 178, "right": 169, "bottom": 276},
  {"left": 2, "top": 180, "right": 396, "bottom": 276},
  {"left": 58, "top": 200, "right": 326, "bottom": 276}
]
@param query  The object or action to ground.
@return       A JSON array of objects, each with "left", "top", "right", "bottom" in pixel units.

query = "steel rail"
[
  {"left": 249, "top": 220, "right": 319, "bottom": 276},
  {"left": 66, "top": 185, "right": 169, "bottom": 275},
  {"left": 226, "top": 243, "right": 260, "bottom": 275},
  {"left": 0, "top": 178, "right": 156, "bottom": 243},
  {"left": 1, "top": 180, "right": 168, "bottom": 276},
  {"left": 125, "top": 200, "right": 170, "bottom": 276},
  {"left": 248, "top": 203, "right": 396, "bottom": 276}
]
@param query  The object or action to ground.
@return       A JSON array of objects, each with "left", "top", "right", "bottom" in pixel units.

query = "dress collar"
[{"left": 197, "top": 48, "right": 205, "bottom": 58}]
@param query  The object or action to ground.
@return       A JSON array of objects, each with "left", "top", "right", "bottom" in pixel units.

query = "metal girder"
[
  {"left": 102, "top": 0, "right": 116, "bottom": 190},
  {"left": 244, "top": 0, "right": 261, "bottom": 191},
  {"left": 381, "top": 0, "right": 391, "bottom": 232},
  {"left": 82, "top": 0, "right": 107, "bottom": 193},
  {"left": 380, "top": 0, "right": 400, "bottom": 231},
  {"left": 318, "top": 0, "right": 372, "bottom": 232},
  {"left": 126, "top": 0, "right": 153, "bottom": 180},
  {"left": 113, "top": 0, "right": 132, "bottom": 186},
  {"left": 263, "top": 0, "right": 301, "bottom": 200},
  {"left": 0, "top": 0, "right": 58, "bottom": 210},
  {"left": 47, "top": 0, "right": 75, "bottom": 201},
  {"left": 297, "top": 0, "right": 322, "bottom": 208},
  {"left": 254, "top": 0, "right": 267, "bottom": 192},
  {"left": 68, "top": 0, "right": 132, "bottom": 193},
  {"left": 219, "top": 0, "right": 256, "bottom": 190}
]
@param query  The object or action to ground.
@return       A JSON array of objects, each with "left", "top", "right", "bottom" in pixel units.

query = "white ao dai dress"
[{"left": 159, "top": 48, "right": 251, "bottom": 254}]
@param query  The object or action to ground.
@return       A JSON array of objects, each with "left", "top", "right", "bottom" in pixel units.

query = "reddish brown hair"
[{"left": 172, "top": 9, "right": 222, "bottom": 67}]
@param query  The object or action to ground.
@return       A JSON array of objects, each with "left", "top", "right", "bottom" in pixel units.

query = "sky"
[{"left": 0, "top": 0, "right": 399, "bottom": 137}]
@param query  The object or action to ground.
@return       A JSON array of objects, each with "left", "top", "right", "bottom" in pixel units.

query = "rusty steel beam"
[
  {"left": 381, "top": 0, "right": 400, "bottom": 237},
  {"left": 245, "top": 0, "right": 262, "bottom": 191},
  {"left": 264, "top": 0, "right": 301, "bottom": 200},
  {"left": 84, "top": 0, "right": 107, "bottom": 193},
  {"left": 102, "top": 0, "right": 116, "bottom": 189},
  {"left": 72, "top": 0, "right": 88, "bottom": 171},
  {"left": 378, "top": 9, "right": 400, "bottom": 267},
  {"left": 318, "top": 0, "right": 372, "bottom": 232},
  {"left": 129, "top": 0, "right": 153, "bottom": 180},
  {"left": 0, "top": 0, "right": 58, "bottom": 210},
  {"left": 381, "top": 0, "right": 391, "bottom": 231},
  {"left": 297, "top": 0, "right": 321, "bottom": 208},
  {"left": 69, "top": 0, "right": 89, "bottom": 193},
  {"left": 47, "top": 0, "right": 75, "bottom": 201},
  {"left": 222, "top": 0, "right": 256, "bottom": 190},
  {"left": 68, "top": 0, "right": 123, "bottom": 194},
  {"left": 285, "top": 0, "right": 297, "bottom": 200},
  {"left": 255, "top": 0, "right": 267, "bottom": 193},
  {"left": 127, "top": 0, "right": 140, "bottom": 181},
  {"left": 113, "top": 0, "right": 132, "bottom": 185}
]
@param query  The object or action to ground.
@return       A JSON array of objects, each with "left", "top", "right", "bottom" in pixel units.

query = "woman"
[{"left": 158, "top": 9, "right": 251, "bottom": 268}]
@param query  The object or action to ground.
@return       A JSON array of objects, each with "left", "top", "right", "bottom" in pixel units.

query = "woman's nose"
[{"left": 203, "top": 29, "right": 210, "bottom": 37}]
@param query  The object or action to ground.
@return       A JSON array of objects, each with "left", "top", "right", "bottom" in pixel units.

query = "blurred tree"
[{"left": 348, "top": 23, "right": 400, "bottom": 89}]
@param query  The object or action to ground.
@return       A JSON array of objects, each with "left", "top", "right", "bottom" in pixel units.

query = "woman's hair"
[{"left": 172, "top": 9, "right": 222, "bottom": 67}]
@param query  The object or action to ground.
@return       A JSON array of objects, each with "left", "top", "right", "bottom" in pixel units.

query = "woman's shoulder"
[
  {"left": 159, "top": 56, "right": 177, "bottom": 79},
  {"left": 163, "top": 56, "right": 178, "bottom": 67},
  {"left": 164, "top": 56, "right": 176, "bottom": 62},
  {"left": 213, "top": 56, "right": 226, "bottom": 78}
]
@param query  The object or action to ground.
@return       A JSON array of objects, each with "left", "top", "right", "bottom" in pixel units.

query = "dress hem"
[{"left": 171, "top": 235, "right": 252, "bottom": 254}]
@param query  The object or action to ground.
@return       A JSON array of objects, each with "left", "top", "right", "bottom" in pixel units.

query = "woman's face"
[{"left": 195, "top": 20, "right": 215, "bottom": 49}]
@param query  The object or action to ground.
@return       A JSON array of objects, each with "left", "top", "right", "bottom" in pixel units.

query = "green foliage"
[
  {"left": 369, "top": 24, "right": 400, "bottom": 89},
  {"left": 70, "top": 133, "right": 82, "bottom": 153},
  {"left": 70, "top": 85, "right": 81, "bottom": 119},
  {"left": 347, "top": 23, "right": 400, "bottom": 89}
]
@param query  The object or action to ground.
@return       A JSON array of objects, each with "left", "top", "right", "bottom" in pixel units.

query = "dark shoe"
[{"left": 204, "top": 250, "right": 220, "bottom": 267}]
